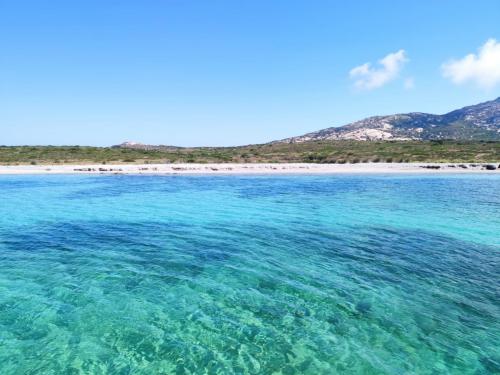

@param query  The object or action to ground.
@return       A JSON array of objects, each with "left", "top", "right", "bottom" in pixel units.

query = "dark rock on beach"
[{"left": 421, "top": 165, "right": 440, "bottom": 169}]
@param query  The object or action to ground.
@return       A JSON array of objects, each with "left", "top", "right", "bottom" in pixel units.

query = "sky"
[{"left": 1, "top": 0, "right": 499, "bottom": 146}]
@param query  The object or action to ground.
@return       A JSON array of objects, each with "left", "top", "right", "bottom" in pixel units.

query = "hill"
[{"left": 279, "top": 97, "right": 500, "bottom": 142}]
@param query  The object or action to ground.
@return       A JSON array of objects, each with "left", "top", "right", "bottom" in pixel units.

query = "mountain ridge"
[{"left": 278, "top": 97, "right": 500, "bottom": 143}]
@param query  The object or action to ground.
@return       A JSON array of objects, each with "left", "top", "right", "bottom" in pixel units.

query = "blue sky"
[{"left": 1, "top": 1, "right": 499, "bottom": 146}]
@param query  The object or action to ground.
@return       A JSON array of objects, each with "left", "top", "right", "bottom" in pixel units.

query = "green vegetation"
[{"left": 0, "top": 141, "right": 499, "bottom": 165}]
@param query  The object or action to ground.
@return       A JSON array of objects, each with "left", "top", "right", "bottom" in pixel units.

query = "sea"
[{"left": 0, "top": 174, "right": 498, "bottom": 374}]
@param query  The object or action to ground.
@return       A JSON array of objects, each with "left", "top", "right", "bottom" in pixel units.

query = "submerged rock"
[
  {"left": 355, "top": 300, "right": 372, "bottom": 314},
  {"left": 325, "top": 314, "right": 341, "bottom": 326},
  {"left": 293, "top": 306, "right": 311, "bottom": 318}
]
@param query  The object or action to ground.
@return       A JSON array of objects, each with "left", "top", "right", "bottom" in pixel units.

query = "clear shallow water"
[{"left": 0, "top": 174, "right": 498, "bottom": 375}]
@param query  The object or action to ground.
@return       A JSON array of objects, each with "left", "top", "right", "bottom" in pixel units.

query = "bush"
[
  {"left": 30, "top": 161, "right": 37, "bottom": 165},
  {"left": 305, "top": 154, "right": 326, "bottom": 162},
  {"left": 122, "top": 159, "right": 136, "bottom": 163},
  {"left": 371, "top": 157, "right": 380, "bottom": 163}
]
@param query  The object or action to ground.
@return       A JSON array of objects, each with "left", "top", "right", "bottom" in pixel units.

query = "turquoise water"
[{"left": 0, "top": 174, "right": 498, "bottom": 374}]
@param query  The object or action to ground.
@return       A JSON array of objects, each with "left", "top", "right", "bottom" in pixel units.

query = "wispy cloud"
[
  {"left": 349, "top": 50, "right": 408, "bottom": 90},
  {"left": 442, "top": 38, "right": 500, "bottom": 89}
]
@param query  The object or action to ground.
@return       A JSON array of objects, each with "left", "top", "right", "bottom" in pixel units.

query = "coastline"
[{"left": 0, "top": 162, "right": 498, "bottom": 175}]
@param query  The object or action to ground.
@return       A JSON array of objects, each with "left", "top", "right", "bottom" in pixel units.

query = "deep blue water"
[{"left": 0, "top": 174, "right": 498, "bottom": 374}]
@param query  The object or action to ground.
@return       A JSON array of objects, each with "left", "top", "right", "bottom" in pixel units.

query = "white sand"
[{"left": 0, "top": 163, "right": 498, "bottom": 175}]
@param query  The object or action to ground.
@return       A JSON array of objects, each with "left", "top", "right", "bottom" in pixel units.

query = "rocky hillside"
[{"left": 280, "top": 97, "right": 500, "bottom": 142}]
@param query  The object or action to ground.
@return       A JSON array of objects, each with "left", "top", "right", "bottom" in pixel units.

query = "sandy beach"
[{"left": 0, "top": 162, "right": 498, "bottom": 175}]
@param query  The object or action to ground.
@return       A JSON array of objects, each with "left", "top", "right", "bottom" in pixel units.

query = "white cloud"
[
  {"left": 404, "top": 77, "right": 415, "bottom": 90},
  {"left": 349, "top": 50, "right": 408, "bottom": 90},
  {"left": 442, "top": 39, "right": 500, "bottom": 89}
]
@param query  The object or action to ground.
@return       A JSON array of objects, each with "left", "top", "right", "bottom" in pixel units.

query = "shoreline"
[{"left": 0, "top": 162, "right": 498, "bottom": 175}]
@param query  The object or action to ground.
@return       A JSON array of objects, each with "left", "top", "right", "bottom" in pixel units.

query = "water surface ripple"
[{"left": 0, "top": 174, "right": 498, "bottom": 374}]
